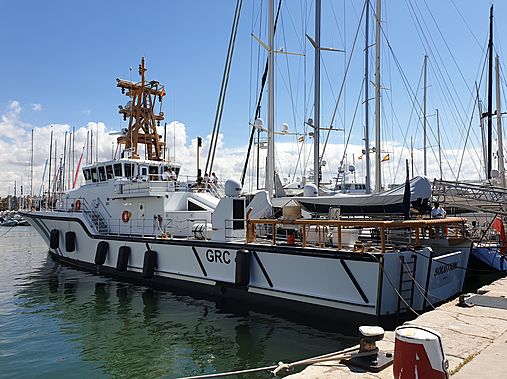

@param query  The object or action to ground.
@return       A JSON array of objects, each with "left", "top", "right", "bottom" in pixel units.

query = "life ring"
[
  {"left": 122, "top": 210, "right": 130, "bottom": 223},
  {"left": 75, "top": 200, "right": 81, "bottom": 211}
]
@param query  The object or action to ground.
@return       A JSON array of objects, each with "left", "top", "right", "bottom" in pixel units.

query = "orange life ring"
[
  {"left": 122, "top": 210, "right": 130, "bottom": 223},
  {"left": 75, "top": 200, "right": 81, "bottom": 211}
]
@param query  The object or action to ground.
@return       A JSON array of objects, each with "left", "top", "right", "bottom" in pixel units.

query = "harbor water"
[{"left": 0, "top": 227, "right": 355, "bottom": 378}]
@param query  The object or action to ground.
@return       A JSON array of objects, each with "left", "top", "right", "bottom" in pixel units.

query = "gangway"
[{"left": 432, "top": 179, "right": 507, "bottom": 215}]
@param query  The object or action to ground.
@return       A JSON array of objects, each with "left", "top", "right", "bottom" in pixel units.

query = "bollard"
[
  {"left": 393, "top": 325, "right": 449, "bottom": 379},
  {"left": 342, "top": 326, "right": 393, "bottom": 372}
]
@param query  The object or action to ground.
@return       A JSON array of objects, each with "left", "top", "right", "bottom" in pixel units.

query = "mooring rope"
[
  {"left": 0, "top": 225, "right": 16, "bottom": 239},
  {"left": 176, "top": 345, "right": 379, "bottom": 379}
]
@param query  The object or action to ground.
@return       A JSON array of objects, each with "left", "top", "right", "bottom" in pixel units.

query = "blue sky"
[{"left": 0, "top": 1, "right": 506, "bottom": 195}]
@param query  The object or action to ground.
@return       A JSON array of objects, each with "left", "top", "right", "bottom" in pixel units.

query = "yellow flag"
[
  {"left": 298, "top": 136, "right": 304, "bottom": 142},
  {"left": 357, "top": 155, "right": 363, "bottom": 160},
  {"left": 381, "top": 154, "right": 390, "bottom": 162}
]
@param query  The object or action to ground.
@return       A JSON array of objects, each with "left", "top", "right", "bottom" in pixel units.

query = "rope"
[
  {"left": 0, "top": 225, "right": 16, "bottom": 239},
  {"left": 367, "top": 252, "right": 421, "bottom": 317},
  {"left": 176, "top": 345, "right": 375, "bottom": 379}
]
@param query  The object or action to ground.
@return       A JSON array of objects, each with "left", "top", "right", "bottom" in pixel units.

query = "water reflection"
[{"left": 13, "top": 255, "right": 354, "bottom": 378}]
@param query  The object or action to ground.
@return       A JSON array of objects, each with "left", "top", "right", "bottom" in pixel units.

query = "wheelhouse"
[{"left": 82, "top": 160, "right": 181, "bottom": 184}]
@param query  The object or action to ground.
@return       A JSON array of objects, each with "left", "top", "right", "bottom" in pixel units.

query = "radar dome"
[
  {"left": 303, "top": 183, "right": 318, "bottom": 197},
  {"left": 224, "top": 179, "right": 242, "bottom": 197}
]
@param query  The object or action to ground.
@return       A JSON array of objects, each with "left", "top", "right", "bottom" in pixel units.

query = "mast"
[
  {"left": 477, "top": 84, "right": 488, "bottom": 179},
  {"left": 48, "top": 128, "right": 53, "bottom": 210},
  {"left": 496, "top": 55, "right": 505, "bottom": 187},
  {"left": 364, "top": 0, "right": 371, "bottom": 193},
  {"left": 30, "top": 129, "right": 34, "bottom": 197},
  {"left": 410, "top": 136, "right": 414, "bottom": 178},
  {"left": 265, "top": 0, "right": 275, "bottom": 194},
  {"left": 313, "top": 0, "right": 321, "bottom": 186},
  {"left": 437, "top": 109, "right": 442, "bottom": 180},
  {"left": 116, "top": 57, "right": 166, "bottom": 161},
  {"left": 423, "top": 54, "right": 428, "bottom": 176},
  {"left": 487, "top": 5, "right": 493, "bottom": 179},
  {"left": 374, "top": 0, "right": 382, "bottom": 192},
  {"left": 62, "top": 131, "right": 67, "bottom": 192}
]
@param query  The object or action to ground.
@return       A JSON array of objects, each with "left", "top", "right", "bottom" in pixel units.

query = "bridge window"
[
  {"left": 124, "top": 164, "right": 133, "bottom": 178},
  {"left": 83, "top": 169, "right": 91, "bottom": 181},
  {"left": 149, "top": 166, "right": 158, "bottom": 180},
  {"left": 106, "top": 165, "right": 114, "bottom": 180},
  {"left": 98, "top": 166, "right": 106, "bottom": 181},
  {"left": 113, "top": 163, "right": 122, "bottom": 177},
  {"left": 91, "top": 168, "right": 98, "bottom": 183}
]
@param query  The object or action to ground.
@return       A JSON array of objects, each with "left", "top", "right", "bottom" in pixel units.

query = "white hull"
[{"left": 24, "top": 211, "right": 469, "bottom": 322}]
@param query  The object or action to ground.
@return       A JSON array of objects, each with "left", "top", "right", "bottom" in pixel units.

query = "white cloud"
[
  {"left": 0, "top": 100, "right": 492, "bottom": 197},
  {"left": 8, "top": 100, "right": 21, "bottom": 113},
  {"left": 31, "top": 103, "right": 42, "bottom": 112}
]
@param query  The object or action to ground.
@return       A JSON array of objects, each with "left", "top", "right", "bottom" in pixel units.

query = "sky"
[{"left": 0, "top": 0, "right": 506, "bottom": 196}]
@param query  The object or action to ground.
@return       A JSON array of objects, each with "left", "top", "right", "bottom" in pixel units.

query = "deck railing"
[{"left": 245, "top": 214, "right": 468, "bottom": 253}]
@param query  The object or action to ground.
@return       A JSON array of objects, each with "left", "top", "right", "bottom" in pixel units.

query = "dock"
[{"left": 287, "top": 275, "right": 507, "bottom": 378}]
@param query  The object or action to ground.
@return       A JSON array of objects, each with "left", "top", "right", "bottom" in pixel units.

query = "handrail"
[{"left": 245, "top": 215, "right": 468, "bottom": 252}]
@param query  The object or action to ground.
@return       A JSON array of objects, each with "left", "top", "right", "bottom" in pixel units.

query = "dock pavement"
[{"left": 286, "top": 275, "right": 507, "bottom": 378}]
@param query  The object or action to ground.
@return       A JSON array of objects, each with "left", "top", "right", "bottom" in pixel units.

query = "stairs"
[
  {"left": 80, "top": 199, "right": 110, "bottom": 235},
  {"left": 397, "top": 255, "right": 417, "bottom": 316}
]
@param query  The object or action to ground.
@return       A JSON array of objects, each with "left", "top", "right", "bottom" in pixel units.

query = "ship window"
[
  {"left": 91, "top": 168, "right": 98, "bottom": 182},
  {"left": 83, "top": 169, "right": 91, "bottom": 181},
  {"left": 188, "top": 200, "right": 206, "bottom": 211},
  {"left": 98, "top": 166, "right": 106, "bottom": 181},
  {"left": 106, "top": 165, "right": 114, "bottom": 180},
  {"left": 149, "top": 166, "right": 158, "bottom": 180},
  {"left": 124, "top": 164, "right": 133, "bottom": 178},
  {"left": 113, "top": 163, "right": 122, "bottom": 177}
]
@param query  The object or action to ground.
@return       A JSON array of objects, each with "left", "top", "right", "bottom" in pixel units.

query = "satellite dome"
[
  {"left": 303, "top": 183, "right": 318, "bottom": 197},
  {"left": 224, "top": 179, "right": 242, "bottom": 197}
]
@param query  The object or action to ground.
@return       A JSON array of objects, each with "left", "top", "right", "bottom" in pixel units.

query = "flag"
[
  {"left": 298, "top": 135, "right": 304, "bottom": 142},
  {"left": 381, "top": 154, "right": 390, "bottom": 162},
  {"left": 357, "top": 155, "right": 363, "bottom": 160},
  {"left": 73, "top": 146, "right": 85, "bottom": 188},
  {"left": 492, "top": 216, "right": 507, "bottom": 255}
]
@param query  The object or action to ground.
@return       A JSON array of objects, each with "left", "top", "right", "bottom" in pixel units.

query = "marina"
[{"left": 1, "top": 0, "right": 507, "bottom": 378}]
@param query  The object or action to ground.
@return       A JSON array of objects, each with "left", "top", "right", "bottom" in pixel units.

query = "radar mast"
[{"left": 116, "top": 57, "right": 166, "bottom": 161}]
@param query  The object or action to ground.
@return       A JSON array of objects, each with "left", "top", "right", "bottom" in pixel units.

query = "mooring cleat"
[{"left": 342, "top": 325, "right": 394, "bottom": 372}]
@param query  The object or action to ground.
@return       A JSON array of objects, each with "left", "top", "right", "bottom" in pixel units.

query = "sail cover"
[{"left": 296, "top": 176, "right": 432, "bottom": 215}]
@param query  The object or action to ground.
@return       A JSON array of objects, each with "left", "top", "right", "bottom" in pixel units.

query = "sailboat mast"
[
  {"left": 423, "top": 54, "right": 428, "bottom": 176},
  {"left": 30, "top": 129, "right": 34, "bottom": 197},
  {"left": 487, "top": 5, "right": 493, "bottom": 179},
  {"left": 374, "top": 0, "right": 382, "bottom": 192},
  {"left": 265, "top": 0, "right": 275, "bottom": 194},
  {"left": 364, "top": 0, "right": 371, "bottom": 194},
  {"left": 48, "top": 128, "right": 53, "bottom": 210},
  {"left": 496, "top": 55, "right": 505, "bottom": 187},
  {"left": 313, "top": 0, "right": 321, "bottom": 186},
  {"left": 437, "top": 109, "right": 442, "bottom": 180}
]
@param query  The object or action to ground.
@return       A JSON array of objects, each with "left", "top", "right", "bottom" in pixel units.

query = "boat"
[
  {"left": 432, "top": 6, "right": 507, "bottom": 272},
  {"left": 21, "top": 11, "right": 470, "bottom": 325},
  {"left": 295, "top": 175, "right": 432, "bottom": 216}
]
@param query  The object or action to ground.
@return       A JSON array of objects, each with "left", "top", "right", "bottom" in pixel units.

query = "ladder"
[{"left": 397, "top": 255, "right": 417, "bottom": 316}]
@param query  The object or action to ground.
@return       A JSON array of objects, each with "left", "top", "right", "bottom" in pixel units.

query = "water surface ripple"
[{"left": 0, "top": 228, "right": 354, "bottom": 378}]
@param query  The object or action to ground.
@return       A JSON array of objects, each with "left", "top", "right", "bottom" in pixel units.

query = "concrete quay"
[{"left": 287, "top": 275, "right": 507, "bottom": 378}]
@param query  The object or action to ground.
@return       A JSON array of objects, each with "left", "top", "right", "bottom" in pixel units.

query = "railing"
[
  {"left": 245, "top": 215, "right": 469, "bottom": 253},
  {"left": 113, "top": 176, "right": 224, "bottom": 198}
]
